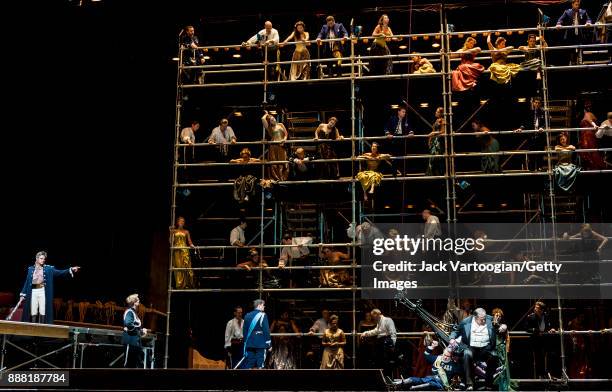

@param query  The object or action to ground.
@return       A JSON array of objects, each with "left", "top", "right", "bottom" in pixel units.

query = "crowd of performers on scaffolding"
[
  {"left": 180, "top": 0, "right": 612, "bottom": 84},
  {"left": 218, "top": 296, "right": 612, "bottom": 389},
  {"left": 179, "top": 103, "right": 612, "bottom": 202}
]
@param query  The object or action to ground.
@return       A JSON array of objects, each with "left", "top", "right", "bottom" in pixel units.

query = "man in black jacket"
[
  {"left": 449, "top": 308, "right": 500, "bottom": 390},
  {"left": 525, "top": 301, "right": 556, "bottom": 378},
  {"left": 122, "top": 294, "right": 147, "bottom": 368}
]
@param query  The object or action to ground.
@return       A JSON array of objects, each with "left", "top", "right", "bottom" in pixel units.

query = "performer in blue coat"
[
  {"left": 122, "top": 293, "right": 147, "bottom": 368},
  {"left": 236, "top": 299, "right": 271, "bottom": 369},
  {"left": 19, "top": 251, "right": 80, "bottom": 324}
]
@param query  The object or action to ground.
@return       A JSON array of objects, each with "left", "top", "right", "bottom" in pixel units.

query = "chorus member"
[
  {"left": 451, "top": 37, "right": 484, "bottom": 91},
  {"left": 321, "top": 315, "right": 346, "bottom": 369},
  {"left": 180, "top": 120, "right": 200, "bottom": 166},
  {"left": 278, "top": 233, "right": 309, "bottom": 268},
  {"left": 487, "top": 34, "right": 520, "bottom": 85},
  {"left": 360, "top": 309, "right": 397, "bottom": 376},
  {"left": 288, "top": 147, "right": 315, "bottom": 180},
  {"left": 180, "top": 25, "right": 205, "bottom": 84},
  {"left": 554, "top": 132, "right": 580, "bottom": 192},
  {"left": 316, "top": 16, "right": 349, "bottom": 78},
  {"left": 597, "top": 112, "right": 612, "bottom": 164},
  {"left": 579, "top": 112, "right": 607, "bottom": 169},
  {"left": 422, "top": 209, "right": 441, "bottom": 239},
  {"left": 556, "top": 0, "right": 592, "bottom": 64},
  {"left": 315, "top": 117, "right": 344, "bottom": 179},
  {"left": 473, "top": 120, "right": 500, "bottom": 173},
  {"left": 426, "top": 107, "right": 446, "bottom": 176},
  {"left": 282, "top": 21, "right": 311, "bottom": 80},
  {"left": 224, "top": 306, "right": 244, "bottom": 369},
  {"left": 170, "top": 216, "right": 196, "bottom": 289},
  {"left": 384, "top": 105, "right": 412, "bottom": 138},
  {"left": 319, "top": 247, "right": 351, "bottom": 287},
  {"left": 208, "top": 118, "right": 237, "bottom": 159},
  {"left": 491, "top": 308, "right": 513, "bottom": 391},
  {"left": 237, "top": 299, "right": 271, "bottom": 369},
  {"left": 450, "top": 308, "right": 499, "bottom": 390},
  {"left": 525, "top": 301, "right": 556, "bottom": 378},
  {"left": 370, "top": 14, "right": 394, "bottom": 75},
  {"left": 243, "top": 21, "right": 280, "bottom": 81},
  {"left": 357, "top": 142, "right": 392, "bottom": 201},
  {"left": 122, "top": 294, "right": 147, "bottom": 368},
  {"left": 262, "top": 111, "right": 289, "bottom": 181},
  {"left": 518, "top": 33, "right": 547, "bottom": 77},
  {"left": 514, "top": 97, "right": 546, "bottom": 170},
  {"left": 19, "top": 251, "right": 80, "bottom": 324},
  {"left": 237, "top": 248, "right": 269, "bottom": 271},
  {"left": 410, "top": 53, "right": 436, "bottom": 74},
  {"left": 309, "top": 309, "right": 331, "bottom": 335},
  {"left": 230, "top": 149, "right": 261, "bottom": 203},
  {"left": 230, "top": 219, "right": 248, "bottom": 247}
]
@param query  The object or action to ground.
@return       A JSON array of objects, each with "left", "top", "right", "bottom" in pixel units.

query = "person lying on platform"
[
  {"left": 388, "top": 340, "right": 464, "bottom": 390},
  {"left": 20, "top": 251, "right": 80, "bottom": 324},
  {"left": 356, "top": 142, "right": 393, "bottom": 201}
]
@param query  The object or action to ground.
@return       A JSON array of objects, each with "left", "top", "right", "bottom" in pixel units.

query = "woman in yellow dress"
[
  {"left": 357, "top": 142, "right": 392, "bottom": 201},
  {"left": 487, "top": 34, "right": 521, "bottom": 85},
  {"left": 282, "top": 21, "right": 311, "bottom": 80},
  {"left": 262, "top": 111, "right": 289, "bottom": 181},
  {"left": 170, "top": 216, "right": 195, "bottom": 289},
  {"left": 370, "top": 14, "right": 395, "bottom": 75},
  {"left": 320, "top": 314, "right": 346, "bottom": 369},
  {"left": 410, "top": 53, "right": 436, "bottom": 74}
]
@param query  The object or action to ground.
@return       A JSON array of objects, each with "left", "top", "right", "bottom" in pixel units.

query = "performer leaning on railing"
[{"left": 19, "top": 251, "right": 80, "bottom": 324}]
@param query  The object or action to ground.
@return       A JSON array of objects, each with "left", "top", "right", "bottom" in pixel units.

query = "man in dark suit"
[
  {"left": 316, "top": 16, "right": 349, "bottom": 78},
  {"left": 449, "top": 308, "right": 501, "bottom": 390},
  {"left": 525, "top": 301, "right": 556, "bottom": 378},
  {"left": 237, "top": 299, "right": 271, "bottom": 369},
  {"left": 556, "top": 0, "right": 593, "bottom": 64}
]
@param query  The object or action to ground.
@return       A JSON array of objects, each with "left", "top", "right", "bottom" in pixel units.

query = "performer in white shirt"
[
  {"left": 243, "top": 21, "right": 280, "bottom": 81},
  {"left": 224, "top": 306, "right": 244, "bottom": 369},
  {"left": 360, "top": 309, "right": 397, "bottom": 376}
]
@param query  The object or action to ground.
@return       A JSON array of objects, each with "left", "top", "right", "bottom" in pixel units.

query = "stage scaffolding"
[{"left": 165, "top": 3, "right": 611, "bottom": 382}]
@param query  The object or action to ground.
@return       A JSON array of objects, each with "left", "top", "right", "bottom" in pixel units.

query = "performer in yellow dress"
[
  {"left": 487, "top": 34, "right": 521, "bottom": 85},
  {"left": 170, "top": 216, "right": 195, "bottom": 289},
  {"left": 320, "top": 315, "right": 346, "bottom": 369},
  {"left": 282, "top": 21, "right": 311, "bottom": 80},
  {"left": 357, "top": 142, "right": 392, "bottom": 201}
]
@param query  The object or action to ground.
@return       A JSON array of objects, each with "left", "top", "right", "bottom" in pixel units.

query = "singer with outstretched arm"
[{"left": 19, "top": 251, "right": 80, "bottom": 324}]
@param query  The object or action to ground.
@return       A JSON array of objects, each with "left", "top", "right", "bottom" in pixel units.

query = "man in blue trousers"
[{"left": 236, "top": 299, "right": 271, "bottom": 369}]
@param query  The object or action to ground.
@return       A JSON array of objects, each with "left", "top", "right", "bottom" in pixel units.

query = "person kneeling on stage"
[
  {"left": 19, "top": 251, "right": 80, "bottom": 324},
  {"left": 236, "top": 299, "right": 271, "bottom": 369},
  {"left": 449, "top": 308, "right": 499, "bottom": 390},
  {"left": 390, "top": 340, "right": 463, "bottom": 390},
  {"left": 122, "top": 293, "right": 147, "bottom": 368}
]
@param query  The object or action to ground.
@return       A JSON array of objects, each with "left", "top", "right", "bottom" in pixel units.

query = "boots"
[{"left": 31, "top": 314, "right": 39, "bottom": 323}]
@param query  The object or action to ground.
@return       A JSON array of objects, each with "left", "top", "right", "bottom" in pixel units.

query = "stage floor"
[{"left": 1, "top": 369, "right": 611, "bottom": 391}]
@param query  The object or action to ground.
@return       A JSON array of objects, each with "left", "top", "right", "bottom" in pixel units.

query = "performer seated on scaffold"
[
  {"left": 487, "top": 34, "right": 520, "bottom": 85},
  {"left": 319, "top": 247, "right": 351, "bottom": 287},
  {"left": 19, "top": 251, "right": 80, "bottom": 324},
  {"left": 357, "top": 142, "right": 392, "bottom": 202},
  {"left": 122, "top": 293, "right": 148, "bottom": 368}
]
